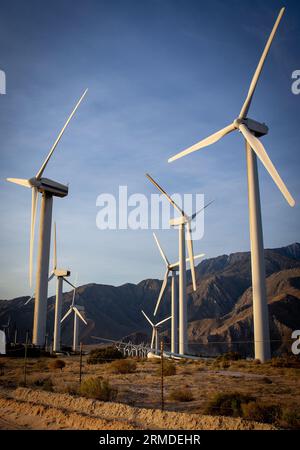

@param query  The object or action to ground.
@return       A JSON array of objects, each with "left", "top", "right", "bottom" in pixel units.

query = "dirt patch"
[{"left": 0, "top": 387, "right": 275, "bottom": 430}]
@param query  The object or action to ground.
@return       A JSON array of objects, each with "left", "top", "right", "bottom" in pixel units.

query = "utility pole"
[
  {"left": 24, "top": 331, "right": 29, "bottom": 386},
  {"left": 79, "top": 342, "right": 83, "bottom": 385},
  {"left": 160, "top": 340, "right": 164, "bottom": 412}
]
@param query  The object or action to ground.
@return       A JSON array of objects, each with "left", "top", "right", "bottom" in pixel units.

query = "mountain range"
[{"left": 1, "top": 242, "right": 300, "bottom": 357}]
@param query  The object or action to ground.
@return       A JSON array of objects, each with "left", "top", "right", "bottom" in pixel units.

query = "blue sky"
[{"left": 0, "top": 0, "right": 299, "bottom": 299}]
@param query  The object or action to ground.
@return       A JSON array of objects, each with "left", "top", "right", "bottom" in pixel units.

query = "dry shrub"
[
  {"left": 56, "top": 381, "right": 79, "bottom": 396},
  {"left": 80, "top": 377, "right": 117, "bottom": 401},
  {"left": 177, "top": 358, "right": 188, "bottom": 365},
  {"left": 261, "top": 377, "right": 272, "bottom": 384},
  {"left": 169, "top": 388, "right": 194, "bottom": 402},
  {"left": 87, "top": 347, "right": 123, "bottom": 365},
  {"left": 27, "top": 375, "right": 54, "bottom": 392},
  {"left": 217, "top": 352, "right": 242, "bottom": 362},
  {"left": 242, "top": 401, "right": 281, "bottom": 424},
  {"left": 0, "top": 361, "right": 5, "bottom": 376},
  {"left": 270, "top": 355, "right": 300, "bottom": 369},
  {"left": 204, "top": 392, "right": 255, "bottom": 417},
  {"left": 48, "top": 359, "right": 66, "bottom": 371},
  {"left": 33, "top": 359, "right": 49, "bottom": 371},
  {"left": 156, "top": 360, "right": 176, "bottom": 377},
  {"left": 279, "top": 408, "right": 300, "bottom": 429},
  {"left": 150, "top": 358, "right": 161, "bottom": 364},
  {"left": 109, "top": 359, "right": 137, "bottom": 374}
]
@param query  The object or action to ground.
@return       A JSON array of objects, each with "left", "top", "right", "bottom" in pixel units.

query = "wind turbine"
[
  {"left": 141, "top": 310, "right": 171, "bottom": 355},
  {"left": 48, "top": 223, "right": 76, "bottom": 353},
  {"left": 168, "top": 8, "right": 295, "bottom": 362},
  {"left": 146, "top": 173, "right": 205, "bottom": 355},
  {"left": 61, "top": 283, "right": 87, "bottom": 352},
  {"left": 6, "top": 89, "right": 88, "bottom": 346},
  {"left": 152, "top": 232, "right": 205, "bottom": 354}
]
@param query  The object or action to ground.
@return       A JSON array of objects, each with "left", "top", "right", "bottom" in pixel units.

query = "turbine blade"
[
  {"left": 29, "top": 187, "right": 38, "bottom": 287},
  {"left": 61, "top": 307, "right": 72, "bottom": 323},
  {"left": 170, "top": 252, "right": 205, "bottom": 269},
  {"left": 239, "top": 124, "right": 295, "bottom": 207},
  {"left": 71, "top": 273, "right": 78, "bottom": 306},
  {"left": 239, "top": 8, "right": 285, "bottom": 118},
  {"left": 63, "top": 278, "right": 75, "bottom": 289},
  {"left": 186, "top": 224, "right": 197, "bottom": 291},
  {"left": 6, "top": 178, "right": 31, "bottom": 188},
  {"left": 74, "top": 307, "right": 87, "bottom": 325},
  {"left": 191, "top": 200, "right": 214, "bottom": 220},
  {"left": 36, "top": 89, "right": 88, "bottom": 180},
  {"left": 141, "top": 310, "right": 154, "bottom": 327},
  {"left": 168, "top": 123, "right": 235, "bottom": 163},
  {"left": 190, "top": 253, "right": 205, "bottom": 262},
  {"left": 146, "top": 173, "right": 184, "bottom": 216},
  {"left": 154, "top": 269, "right": 170, "bottom": 316},
  {"left": 53, "top": 222, "right": 57, "bottom": 270},
  {"left": 156, "top": 315, "right": 172, "bottom": 327},
  {"left": 72, "top": 287, "right": 76, "bottom": 306},
  {"left": 153, "top": 232, "right": 169, "bottom": 266},
  {"left": 48, "top": 272, "right": 55, "bottom": 282},
  {"left": 24, "top": 294, "right": 35, "bottom": 306},
  {"left": 151, "top": 329, "right": 155, "bottom": 348}
]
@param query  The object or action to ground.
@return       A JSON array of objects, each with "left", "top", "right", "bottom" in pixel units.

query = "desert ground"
[{"left": 0, "top": 352, "right": 299, "bottom": 430}]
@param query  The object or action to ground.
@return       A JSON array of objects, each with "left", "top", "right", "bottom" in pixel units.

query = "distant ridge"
[{"left": 1, "top": 243, "right": 300, "bottom": 356}]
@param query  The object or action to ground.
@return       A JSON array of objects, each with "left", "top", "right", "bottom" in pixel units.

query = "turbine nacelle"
[
  {"left": 169, "top": 215, "right": 188, "bottom": 227},
  {"left": 54, "top": 269, "right": 71, "bottom": 277},
  {"left": 33, "top": 178, "right": 68, "bottom": 198},
  {"left": 234, "top": 118, "right": 269, "bottom": 138}
]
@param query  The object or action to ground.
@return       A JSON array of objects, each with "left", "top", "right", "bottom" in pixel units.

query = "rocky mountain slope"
[{"left": 1, "top": 242, "right": 300, "bottom": 356}]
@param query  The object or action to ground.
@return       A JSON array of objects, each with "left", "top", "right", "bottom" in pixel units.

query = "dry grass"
[
  {"left": 0, "top": 353, "right": 299, "bottom": 428},
  {"left": 80, "top": 377, "right": 117, "bottom": 401},
  {"left": 109, "top": 359, "right": 137, "bottom": 374},
  {"left": 169, "top": 388, "right": 194, "bottom": 402}
]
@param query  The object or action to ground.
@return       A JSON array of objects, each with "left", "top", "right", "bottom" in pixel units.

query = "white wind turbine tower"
[
  {"left": 6, "top": 89, "right": 87, "bottom": 346},
  {"left": 146, "top": 173, "right": 204, "bottom": 355},
  {"left": 168, "top": 8, "right": 295, "bottom": 362},
  {"left": 61, "top": 283, "right": 87, "bottom": 352},
  {"left": 141, "top": 310, "right": 171, "bottom": 355},
  {"left": 152, "top": 232, "right": 205, "bottom": 354},
  {"left": 48, "top": 223, "right": 76, "bottom": 353}
]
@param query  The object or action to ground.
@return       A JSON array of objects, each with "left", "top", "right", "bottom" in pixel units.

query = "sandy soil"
[
  {"left": 0, "top": 355, "right": 299, "bottom": 429},
  {"left": 0, "top": 387, "right": 275, "bottom": 430}
]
